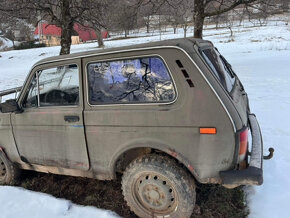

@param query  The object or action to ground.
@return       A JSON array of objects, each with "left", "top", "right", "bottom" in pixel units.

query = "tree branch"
[{"left": 204, "top": 0, "right": 258, "bottom": 17}]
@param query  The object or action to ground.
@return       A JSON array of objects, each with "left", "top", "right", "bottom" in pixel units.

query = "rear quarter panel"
[{"left": 82, "top": 47, "right": 236, "bottom": 182}]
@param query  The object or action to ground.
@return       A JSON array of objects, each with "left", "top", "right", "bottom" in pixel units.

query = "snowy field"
[{"left": 0, "top": 14, "right": 289, "bottom": 217}]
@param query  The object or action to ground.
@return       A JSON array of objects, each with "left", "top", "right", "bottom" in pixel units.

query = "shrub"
[{"left": 15, "top": 41, "right": 46, "bottom": 50}]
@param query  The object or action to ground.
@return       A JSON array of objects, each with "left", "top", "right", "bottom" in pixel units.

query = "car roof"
[{"left": 34, "top": 38, "right": 213, "bottom": 66}]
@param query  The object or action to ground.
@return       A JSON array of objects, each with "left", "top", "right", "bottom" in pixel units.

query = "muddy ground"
[{"left": 15, "top": 171, "right": 249, "bottom": 218}]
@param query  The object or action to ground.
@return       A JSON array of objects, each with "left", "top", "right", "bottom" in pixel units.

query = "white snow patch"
[
  {"left": 0, "top": 186, "right": 119, "bottom": 218},
  {"left": 228, "top": 50, "right": 290, "bottom": 218}
]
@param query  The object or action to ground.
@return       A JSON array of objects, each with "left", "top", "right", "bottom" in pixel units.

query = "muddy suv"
[{"left": 0, "top": 38, "right": 273, "bottom": 217}]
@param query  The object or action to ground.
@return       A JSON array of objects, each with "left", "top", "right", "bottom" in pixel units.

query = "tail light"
[{"left": 238, "top": 128, "right": 248, "bottom": 162}]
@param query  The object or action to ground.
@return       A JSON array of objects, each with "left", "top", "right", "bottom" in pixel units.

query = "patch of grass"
[
  {"left": 15, "top": 171, "right": 248, "bottom": 218},
  {"left": 14, "top": 41, "right": 46, "bottom": 50},
  {"left": 16, "top": 171, "right": 136, "bottom": 217},
  {"left": 219, "top": 38, "right": 235, "bottom": 43},
  {"left": 110, "top": 36, "right": 140, "bottom": 41},
  {"left": 251, "top": 39, "right": 262, "bottom": 42},
  {"left": 193, "top": 184, "right": 249, "bottom": 218}
]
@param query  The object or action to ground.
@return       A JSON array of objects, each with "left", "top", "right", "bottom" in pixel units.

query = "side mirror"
[{"left": 0, "top": 99, "right": 22, "bottom": 113}]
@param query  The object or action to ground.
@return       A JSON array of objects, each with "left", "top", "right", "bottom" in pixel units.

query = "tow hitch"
[
  {"left": 263, "top": 147, "right": 274, "bottom": 160},
  {"left": 248, "top": 147, "right": 274, "bottom": 160}
]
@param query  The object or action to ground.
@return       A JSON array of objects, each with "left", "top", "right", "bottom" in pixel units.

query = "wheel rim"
[
  {"left": 133, "top": 172, "right": 178, "bottom": 216},
  {"left": 0, "top": 160, "right": 7, "bottom": 179}
]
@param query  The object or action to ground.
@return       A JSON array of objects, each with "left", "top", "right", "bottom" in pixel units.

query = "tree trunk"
[
  {"left": 215, "top": 15, "right": 220, "bottom": 30},
  {"left": 96, "top": 29, "right": 104, "bottom": 48},
  {"left": 146, "top": 16, "right": 150, "bottom": 33},
  {"left": 193, "top": 0, "right": 205, "bottom": 39},
  {"left": 183, "top": 25, "right": 187, "bottom": 38},
  {"left": 125, "top": 29, "right": 129, "bottom": 38},
  {"left": 194, "top": 15, "right": 205, "bottom": 38},
  {"left": 60, "top": 23, "right": 73, "bottom": 55},
  {"left": 228, "top": 26, "right": 233, "bottom": 37},
  {"left": 59, "top": 0, "right": 73, "bottom": 55}
]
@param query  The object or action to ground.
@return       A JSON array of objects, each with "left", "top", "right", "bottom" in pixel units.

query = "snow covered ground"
[
  {"left": 0, "top": 14, "right": 289, "bottom": 217},
  {"left": 240, "top": 51, "right": 290, "bottom": 218},
  {"left": 0, "top": 186, "right": 119, "bottom": 218},
  {"left": 222, "top": 49, "right": 290, "bottom": 218}
]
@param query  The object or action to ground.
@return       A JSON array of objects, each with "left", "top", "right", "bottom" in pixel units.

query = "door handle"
[{"left": 64, "top": 115, "right": 80, "bottom": 123}]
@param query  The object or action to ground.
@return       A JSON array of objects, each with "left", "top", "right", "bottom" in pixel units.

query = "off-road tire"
[
  {"left": 0, "top": 150, "right": 20, "bottom": 185},
  {"left": 122, "top": 154, "right": 196, "bottom": 218}
]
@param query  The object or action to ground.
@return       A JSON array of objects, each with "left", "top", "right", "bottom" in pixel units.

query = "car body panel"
[{"left": 81, "top": 47, "right": 235, "bottom": 181}]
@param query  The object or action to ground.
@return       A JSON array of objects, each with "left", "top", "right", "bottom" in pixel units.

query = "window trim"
[
  {"left": 23, "top": 63, "right": 81, "bottom": 109},
  {"left": 85, "top": 54, "right": 178, "bottom": 107}
]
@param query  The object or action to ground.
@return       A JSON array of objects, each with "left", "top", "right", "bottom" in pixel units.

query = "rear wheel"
[
  {"left": 122, "top": 154, "right": 196, "bottom": 218},
  {"left": 0, "top": 150, "right": 20, "bottom": 185}
]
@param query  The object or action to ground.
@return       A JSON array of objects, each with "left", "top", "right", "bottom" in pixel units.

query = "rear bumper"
[{"left": 220, "top": 114, "right": 263, "bottom": 186}]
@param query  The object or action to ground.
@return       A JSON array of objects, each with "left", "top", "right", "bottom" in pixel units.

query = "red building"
[{"left": 34, "top": 23, "right": 108, "bottom": 46}]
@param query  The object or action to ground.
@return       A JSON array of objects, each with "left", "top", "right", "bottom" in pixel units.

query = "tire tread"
[{"left": 122, "top": 154, "right": 195, "bottom": 218}]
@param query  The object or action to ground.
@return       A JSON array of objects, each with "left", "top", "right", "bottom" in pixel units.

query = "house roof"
[
  {"left": 34, "top": 24, "right": 62, "bottom": 36},
  {"left": 34, "top": 23, "right": 98, "bottom": 41},
  {"left": 73, "top": 24, "right": 97, "bottom": 41}
]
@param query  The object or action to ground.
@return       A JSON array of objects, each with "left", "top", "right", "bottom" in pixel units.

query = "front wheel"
[
  {"left": 0, "top": 150, "right": 20, "bottom": 185},
  {"left": 122, "top": 154, "right": 196, "bottom": 218}
]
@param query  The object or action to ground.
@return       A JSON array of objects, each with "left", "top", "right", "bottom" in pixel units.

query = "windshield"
[{"left": 201, "top": 47, "right": 236, "bottom": 93}]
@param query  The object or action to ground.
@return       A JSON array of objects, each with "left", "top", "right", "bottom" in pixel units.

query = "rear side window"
[
  {"left": 87, "top": 57, "right": 176, "bottom": 104},
  {"left": 201, "top": 48, "right": 235, "bottom": 93}
]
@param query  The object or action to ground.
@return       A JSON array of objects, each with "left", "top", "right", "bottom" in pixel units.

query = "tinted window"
[
  {"left": 201, "top": 48, "right": 235, "bottom": 92},
  {"left": 23, "top": 64, "right": 79, "bottom": 107},
  {"left": 87, "top": 57, "right": 176, "bottom": 104}
]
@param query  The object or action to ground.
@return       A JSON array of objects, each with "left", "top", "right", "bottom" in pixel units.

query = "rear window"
[
  {"left": 87, "top": 57, "right": 176, "bottom": 104},
  {"left": 201, "top": 48, "right": 235, "bottom": 93}
]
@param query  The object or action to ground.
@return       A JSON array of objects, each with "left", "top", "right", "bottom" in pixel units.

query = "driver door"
[{"left": 11, "top": 59, "right": 89, "bottom": 170}]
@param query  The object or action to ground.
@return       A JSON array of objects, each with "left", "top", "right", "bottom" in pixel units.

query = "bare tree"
[
  {"left": 240, "top": 1, "right": 277, "bottom": 26},
  {"left": 0, "top": 0, "right": 106, "bottom": 55},
  {"left": 161, "top": 0, "right": 193, "bottom": 37},
  {"left": 179, "top": 0, "right": 194, "bottom": 38},
  {"left": 104, "top": 0, "right": 137, "bottom": 38},
  {"left": 222, "top": 12, "right": 235, "bottom": 39},
  {"left": 281, "top": 0, "right": 289, "bottom": 12},
  {"left": 81, "top": 1, "right": 109, "bottom": 48},
  {"left": 164, "top": 14, "right": 181, "bottom": 34},
  {"left": 118, "top": 2, "right": 138, "bottom": 37},
  {"left": 193, "top": 0, "right": 269, "bottom": 38},
  {"left": 134, "top": 0, "right": 269, "bottom": 38},
  {"left": 137, "top": 3, "right": 155, "bottom": 33},
  {"left": 0, "top": 13, "right": 18, "bottom": 48}
]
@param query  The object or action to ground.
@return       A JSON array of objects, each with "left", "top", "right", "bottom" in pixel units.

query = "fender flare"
[{"left": 108, "top": 139, "right": 202, "bottom": 183}]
